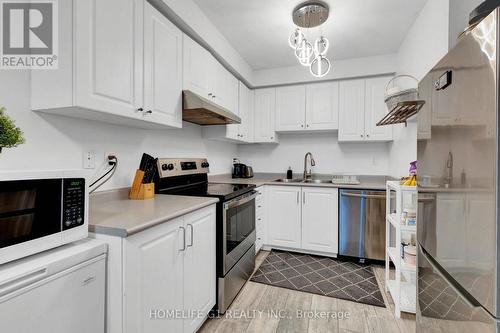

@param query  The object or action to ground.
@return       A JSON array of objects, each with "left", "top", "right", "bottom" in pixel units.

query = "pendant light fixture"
[{"left": 289, "top": 1, "right": 331, "bottom": 78}]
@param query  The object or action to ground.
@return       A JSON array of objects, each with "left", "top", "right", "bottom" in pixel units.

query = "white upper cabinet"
[
  {"left": 75, "top": 0, "right": 143, "bottom": 117},
  {"left": 213, "top": 61, "right": 239, "bottom": 113},
  {"left": 31, "top": 0, "right": 183, "bottom": 129},
  {"left": 183, "top": 35, "right": 238, "bottom": 114},
  {"left": 306, "top": 81, "right": 339, "bottom": 131},
  {"left": 254, "top": 88, "right": 279, "bottom": 143},
  {"left": 203, "top": 81, "right": 253, "bottom": 143},
  {"left": 143, "top": 2, "right": 182, "bottom": 128},
  {"left": 275, "top": 82, "right": 339, "bottom": 132},
  {"left": 364, "top": 77, "right": 393, "bottom": 141},
  {"left": 339, "top": 76, "right": 393, "bottom": 142},
  {"left": 275, "top": 85, "right": 306, "bottom": 131},
  {"left": 183, "top": 35, "right": 214, "bottom": 100},
  {"left": 339, "top": 79, "right": 366, "bottom": 141}
]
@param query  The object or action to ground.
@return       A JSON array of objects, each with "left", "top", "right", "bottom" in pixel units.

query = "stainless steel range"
[{"left": 154, "top": 158, "right": 256, "bottom": 314}]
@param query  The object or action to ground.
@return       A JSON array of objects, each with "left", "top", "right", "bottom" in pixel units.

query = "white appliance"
[
  {"left": 0, "top": 238, "right": 107, "bottom": 333},
  {"left": 0, "top": 170, "right": 89, "bottom": 264}
]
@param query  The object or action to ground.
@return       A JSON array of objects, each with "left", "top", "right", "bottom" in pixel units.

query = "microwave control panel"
[{"left": 62, "top": 178, "right": 85, "bottom": 230}]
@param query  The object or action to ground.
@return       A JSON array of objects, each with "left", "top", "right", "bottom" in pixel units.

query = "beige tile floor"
[{"left": 199, "top": 251, "right": 415, "bottom": 333}]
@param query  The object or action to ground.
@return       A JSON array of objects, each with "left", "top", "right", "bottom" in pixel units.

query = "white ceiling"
[{"left": 193, "top": 0, "right": 427, "bottom": 70}]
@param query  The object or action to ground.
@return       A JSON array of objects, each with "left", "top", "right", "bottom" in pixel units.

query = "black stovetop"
[{"left": 156, "top": 180, "right": 255, "bottom": 201}]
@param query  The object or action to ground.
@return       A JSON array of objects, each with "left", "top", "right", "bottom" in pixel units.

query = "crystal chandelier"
[{"left": 289, "top": 2, "right": 331, "bottom": 78}]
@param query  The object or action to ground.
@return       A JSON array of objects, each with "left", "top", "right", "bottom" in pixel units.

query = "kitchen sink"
[
  {"left": 303, "top": 179, "right": 332, "bottom": 184},
  {"left": 273, "top": 178, "right": 332, "bottom": 184},
  {"left": 274, "top": 178, "right": 303, "bottom": 183}
]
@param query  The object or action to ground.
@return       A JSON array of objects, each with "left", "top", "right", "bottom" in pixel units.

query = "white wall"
[
  {"left": 237, "top": 132, "right": 390, "bottom": 176},
  {"left": 389, "top": 0, "right": 450, "bottom": 177},
  {"left": 0, "top": 70, "right": 236, "bottom": 191},
  {"left": 253, "top": 54, "right": 398, "bottom": 87}
]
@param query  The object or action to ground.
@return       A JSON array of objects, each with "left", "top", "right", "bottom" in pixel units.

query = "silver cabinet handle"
[
  {"left": 179, "top": 227, "right": 186, "bottom": 252},
  {"left": 187, "top": 224, "right": 194, "bottom": 247},
  {"left": 296, "top": 192, "right": 299, "bottom": 204},
  {"left": 341, "top": 192, "right": 386, "bottom": 199},
  {"left": 303, "top": 192, "right": 305, "bottom": 204}
]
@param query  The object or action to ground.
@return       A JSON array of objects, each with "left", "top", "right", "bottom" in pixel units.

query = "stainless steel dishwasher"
[{"left": 339, "top": 189, "right": 386, "bottom": 262}]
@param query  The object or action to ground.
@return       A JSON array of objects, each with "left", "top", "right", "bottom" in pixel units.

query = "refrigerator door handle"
[{"left": 419, "top": 245, "right": 481, "bottom": 309}]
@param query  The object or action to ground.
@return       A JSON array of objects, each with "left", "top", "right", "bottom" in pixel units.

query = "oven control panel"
[
  {"left": 62, "top": 178, "right": 85, "bottom": 230},
  {"left": 157, "top": 158, "right": 210, "bottom": 178}
]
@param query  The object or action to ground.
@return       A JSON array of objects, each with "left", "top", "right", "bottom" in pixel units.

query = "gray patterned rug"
[{"left": 251, "top": 250, "right": 386, "bottom": 307}]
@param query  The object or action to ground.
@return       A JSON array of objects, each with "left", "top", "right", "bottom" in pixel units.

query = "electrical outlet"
[
  {"left": 105, "top": 152, "right": 117, "bottom": 165},
  {"left": 83, "top": 151, "right": 95, "bottom": 169}
]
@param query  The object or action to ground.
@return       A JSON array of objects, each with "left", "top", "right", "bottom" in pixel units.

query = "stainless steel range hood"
[{"left": 182, "top": 90, "right": 241, "bottom": 125}]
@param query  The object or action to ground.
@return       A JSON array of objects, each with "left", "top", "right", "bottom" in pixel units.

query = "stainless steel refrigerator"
[{"left": 417, "top": 8, "right": 500, "bottom": 332}]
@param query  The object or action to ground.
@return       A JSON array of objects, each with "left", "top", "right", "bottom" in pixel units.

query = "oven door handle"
[{"left": 224, "top": 191, "right": 258, "bottom": 210}]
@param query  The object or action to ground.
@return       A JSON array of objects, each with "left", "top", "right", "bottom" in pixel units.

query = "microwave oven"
[{"left": 0, "top": 171, "right": 88, "bottom": 264}]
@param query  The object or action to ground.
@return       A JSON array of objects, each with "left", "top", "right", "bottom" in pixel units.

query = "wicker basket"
[{"left": 384, "top": 75, "right": 419, "bottom": 112}]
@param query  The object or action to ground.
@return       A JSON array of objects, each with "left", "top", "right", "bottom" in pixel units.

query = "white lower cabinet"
[
  {"left": 301, "top": 187, "right": 339, "bottom": 254},
  {"left": 182, "top": 208, "right": 217, "bottom": 333},
  {"left": 267, "top": 186, "right": 302, "bottom": 249},
  {"left": 125, "top": 217, "right": 185, "bottom": 333},
  {"left": 266, "top": 186, "right": 339, "bottom": 255},
  {"left": 255, "top": 186, "right": 266, "bottom": 253},
  {"left": 94, "top": 205, "right": 216, "bottom": 333}
]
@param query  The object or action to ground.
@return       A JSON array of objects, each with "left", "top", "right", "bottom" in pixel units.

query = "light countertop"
[
  {"left": 89, "top": 189, "right": 219, "bottom": 237},
  {"left": 209, "top": 173, "right": 393, "bottom": 190}
]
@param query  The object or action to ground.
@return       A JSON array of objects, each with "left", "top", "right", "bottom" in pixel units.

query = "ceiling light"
[
  {"left": 310, "top": 55, "right": 331, "bottom": 77},
  {"left": 289, "top": 2, "right": 332, "bottom": 78},
  {"left": 314, "top": 36, "right": 329, "bottom": 56},
  {"left": 289, "top": 28, "right": 304, "bottom": 49}
]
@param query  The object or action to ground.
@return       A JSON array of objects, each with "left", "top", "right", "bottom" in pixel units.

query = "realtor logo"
[{"left": 0, "top": 0, "right": 58, "bottom": 69}]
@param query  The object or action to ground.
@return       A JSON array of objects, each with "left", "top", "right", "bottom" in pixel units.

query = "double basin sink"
[{"left": 274, "top": 178, "right": 332, "bottom": 184}]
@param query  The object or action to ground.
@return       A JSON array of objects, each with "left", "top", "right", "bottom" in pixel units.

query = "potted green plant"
[{"left": 0, "top": 107, "right": 25, "bottom": 152}]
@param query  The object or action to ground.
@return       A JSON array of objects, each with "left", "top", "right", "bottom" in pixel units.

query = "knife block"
[{"left": 129, "top": 170, "right": 155, "bottom": 200}]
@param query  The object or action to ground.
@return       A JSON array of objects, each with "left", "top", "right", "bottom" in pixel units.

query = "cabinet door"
[
  {"left": 267, "top": 186, "right": 302, "bottom": 248},
  {"left": 75, "top": 0, "right": 143, "bottom": 117},
  {"left": 275, "top": 85, "right": 306, "bottom": 131},
  {"left": 213, "top": 62, "right": 239, "bottom": 113},
  {"left": 466, "top": 193, "right": 495, "bottom": 270},
  {"left": 301, "top": 187, "right": 339, "bottom": 254},
  {"left": 226, "top": 83, "right": 241, "bottom": 141},
  {"left": 237, "top": 82, "right": 251, "bottom": 141},
  {"left": 254, "top": 88, "right": 277, "bottom": 142},
  {"left": 183, "top": 206, "right": 216, "bottom": 333},
  {"left": 143, "top": 2, "right": 182, "bottom": 128},
  {"left": 339, "top": 79, "right": 366, "bottom": 142},
  {"left": 183, "top": 35, "right": 213, "bottom": 99},
  {"left": 124, "top": 217, "right": 184, "bottom": 333},
  {"left": 435, "top": 193, "right": 466, "bottom": 267},
  {"left": 306, "top": 82, "right": 339, "bottom": 130},
  {"left": 364, "top": 77, "right": 393, "bottom": 141}
]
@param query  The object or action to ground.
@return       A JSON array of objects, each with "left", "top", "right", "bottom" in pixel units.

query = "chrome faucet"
[
  {"left": 303, "top": 152, "right": 316, "bottom": 181},
  {"left": 445, "top": 151, "right": 453, "bottom": 187}
]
